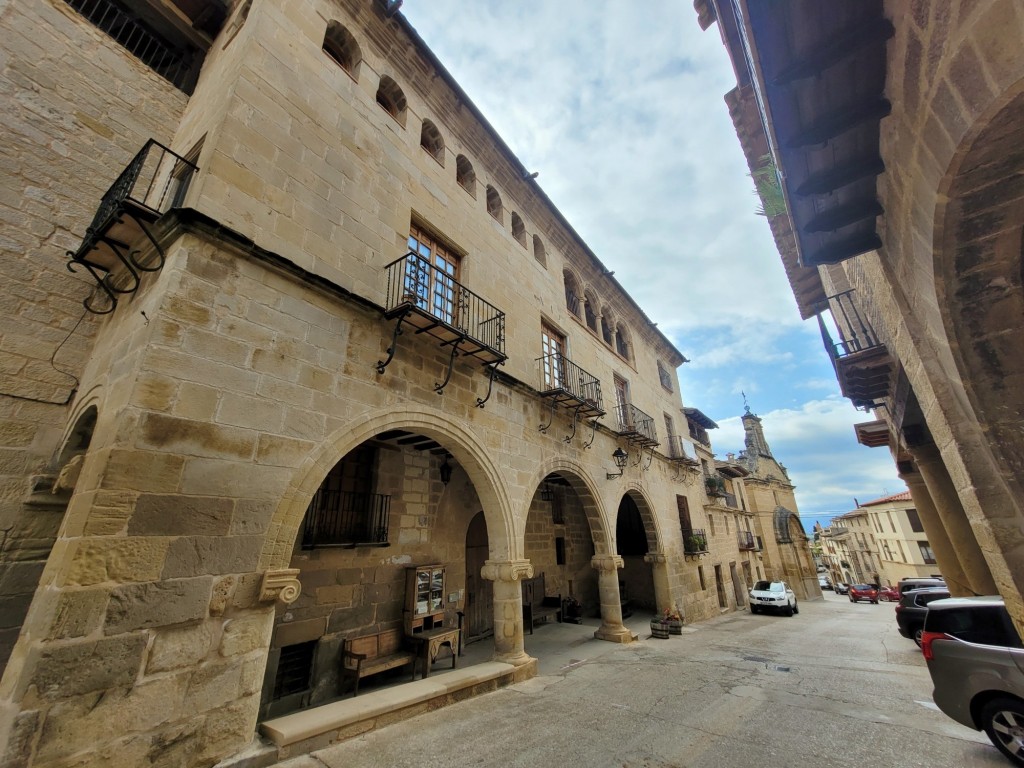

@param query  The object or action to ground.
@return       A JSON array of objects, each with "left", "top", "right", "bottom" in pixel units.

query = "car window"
[
  {"left": 852, "top": 584, "right": 872, "bottom": 590},
  {"left": 914, "top": 591, "right": 950, "bottom": 607},
  {"left": 926, "top": 605, "right": 1023, "bottom": 648},
  {"left": 752, "top": 581, "right": 771, "bottom": 591},
  {"left": 769, "top": 582, "right": 785, "bottom": 592}
]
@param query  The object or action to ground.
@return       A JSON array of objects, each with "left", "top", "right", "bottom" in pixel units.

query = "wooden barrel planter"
[
  {"left": 666, "top": 618, "right": 683, "bottom": 635},
  {"left": 650, "top": 619, "right": 670, "bottom": 639}
]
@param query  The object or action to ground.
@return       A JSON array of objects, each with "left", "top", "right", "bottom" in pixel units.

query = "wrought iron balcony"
[
  {"left": 819, "top": 290, "right": 893, "bottom": 408},
  {"left": 719, "top": 492, "right": 740, "bottom": 509},
  {"left": 682, "top": 528, "right": 709, "bottom": 555},
  {"left": 738, "top": 530, "right": 757, "bottom": 551},
  {"left": 538, "top": 353, "right": 604, "bottom": 417},
  {"left": 614, "top": 403, "right": 658, "bottom": 447},
  {"left": 301, "top": 490, "right": 391, "bottom": 549},
  {"left": 66, "top": 139, "right": 197, "bottom": 314},
  {"left": 665, "top": 435, "right": 699, "bottom": 464},
  {"left": 377, "top": 252, "right": 507, "bottom": 403}
]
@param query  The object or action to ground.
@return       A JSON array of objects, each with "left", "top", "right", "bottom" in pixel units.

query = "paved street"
[{"left": 276, "top": 591, "right": 1004, "bottom": 768}]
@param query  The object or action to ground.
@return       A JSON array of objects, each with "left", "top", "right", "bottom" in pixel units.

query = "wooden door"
[{"left": 464, "top": 512, "right": 493, "bottom": 642}]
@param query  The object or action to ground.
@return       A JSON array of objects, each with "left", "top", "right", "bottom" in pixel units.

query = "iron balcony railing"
[
  {"left": 817, "top": 290, "right": 892, "bottom": 408},
  {"left": 738, "top": 530, "right": 757, "bottom": 550},
  {"left": 565, "top": 290, "right": 581, "bottom": 318},
  {"left": 682, "top": 528, "right": 709, "bottom": 555},
  {"left": 382, "top": 252, "right": 506, "bottom": 363},
  {"left": 301, "top": 490, "right": 391, "bottom": 548},
  {"left": 665, "top": 435, "right": 699, "bottom": 463},
  {"left": 615, "top": 403, "right": 658, "bottom": 446},
  {"left": 83, "top": 139, "right": 198, "bottom": 243},
  {"left": 538, "top": 353, "right": 604, "bottom": 416},
  {"left": 719, "top": 492, "right": 739, "bottom": 509},
  {"left": 67, "top": 0, "right": 201, "bottom": 93},
  {"left": 67, "top": 139, "right": 198, "bottom": 314},
  {"left": 824, "top": 289, "right": 882, "bottom": 357}
]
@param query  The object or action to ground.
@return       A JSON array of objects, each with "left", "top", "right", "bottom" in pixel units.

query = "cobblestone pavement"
[{"left": 274, "top": 592, "right": 1005, "bottom": 768}]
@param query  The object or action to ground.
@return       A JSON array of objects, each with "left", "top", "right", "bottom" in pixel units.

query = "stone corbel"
[
  {"left": 480, "top": 559, "right": 534, "bottom": 582},
  {"left": 259, "top": 568, "right": 302, "bottom": 604},
  {"left": 591, "top": 554, "right": 624, "bottom": 572},
  {"left": 643, "top": 552, "right": 668, "bottom": 565}
]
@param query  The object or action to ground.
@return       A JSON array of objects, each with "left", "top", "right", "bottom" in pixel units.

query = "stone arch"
[
  {"left": 933, "top": 82, "right": 1024, "bottom": 537},
  {"left": 375, "top": 75, "right": 407, "bottom": 126},
  {"left": 599, "top": 306, "right": 614, "bottom": 346},
  {"left": 419, "top": 119, "right": 444, "bottom": 164},
  {"left": 322, "top": 20, "right": 361, "bottom": 79},
  {"left": 619, "top": 482, "right": 662, "bottom": 553},
  {"left": 525, "top": 457, "right": 608, "bottom": 553},
  {"left": 772, "top": 506, "right": 804, "bottom": 544},
  {"left": 261, "top": 406, "right": 515, "bottom": 569},
  {"left": 582, "top": 288, "right": 599, "bottom": 332},
  {"left": 614, "top": 322, "right": 632, "bottom": 361},
  {"left": 562, "top": 268, "right": 582, "bottom": 317}
]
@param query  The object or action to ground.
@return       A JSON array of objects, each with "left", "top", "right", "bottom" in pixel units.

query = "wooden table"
[{"left": 409, "top": 627, "right": 460, "bottom": 678}]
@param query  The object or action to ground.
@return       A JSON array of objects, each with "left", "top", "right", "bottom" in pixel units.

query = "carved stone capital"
[
  {"left": 643, "top": 552, "right": 668, "bottom": 565},
  {"left": 591, "top": 554, "right": 624, "bottom": 572},
  {"left": 480, "top": 559, "right": 534, "bottom": 582},
  {"left": 259, "top": 568, "right": 302, "bottom": 604}
]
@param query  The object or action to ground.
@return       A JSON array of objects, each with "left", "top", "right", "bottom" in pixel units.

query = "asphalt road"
[{"left": 276, "top": 590, "right": 1006, "bottom": 768}]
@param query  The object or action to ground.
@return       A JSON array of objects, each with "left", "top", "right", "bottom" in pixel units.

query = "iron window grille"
[{"left": 301, "top": 490, "right": 391, "bottom": 548}]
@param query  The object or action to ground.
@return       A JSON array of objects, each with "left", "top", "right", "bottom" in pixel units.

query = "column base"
[
  {"left": 593, "top": 625, "right": 637, "bottom": 644},
  {"left": 492, "top": 650, "right": 536, "bottom": 669}
]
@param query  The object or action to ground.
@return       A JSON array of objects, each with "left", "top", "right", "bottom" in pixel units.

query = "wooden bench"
[
  {"left": 339, "top": 628, "right": 417, "bottom": 697},
  {"left": 522, "top": 573, "right": 561, "bottom": 634}
]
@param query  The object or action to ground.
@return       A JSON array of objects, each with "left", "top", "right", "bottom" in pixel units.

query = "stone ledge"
[{"left": 260, "top": 661, "right": 517, "bottom": 749}]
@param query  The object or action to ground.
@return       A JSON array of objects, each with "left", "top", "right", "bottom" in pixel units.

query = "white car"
[{"left": 749, "top": 580, "right": 798, "bottom": 616}]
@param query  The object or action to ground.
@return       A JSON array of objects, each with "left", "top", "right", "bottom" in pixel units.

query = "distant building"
[{"left": 860, "top": 492, "right": 942, "bottom": 586}]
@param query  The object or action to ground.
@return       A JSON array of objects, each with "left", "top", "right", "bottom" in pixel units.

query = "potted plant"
[
  {"left": 686, "top": 534, "right": 707, "bottom": 553},
  {"left": 650, "top": 614, "right": 669, "bottom": 639},
  {"left": 663, "top": 606, "right": 684, "bottom": 635},
  {"left": 705, "top": 475, "right": 726, "bottom": 497}
]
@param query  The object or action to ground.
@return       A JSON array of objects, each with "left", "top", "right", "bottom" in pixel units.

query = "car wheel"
[
  {"left": 871, "top": 600, "right": 879, "bottom": 604},
  {"left": 914, "top": 627, "right": 924, "bottom": 647},
  {"left": 793, "top": 602, "right": 799, "bottom": 615},
  {"left": 784, "top": 604, "right": 794, "bottom": 617},
  {"left": 849, "top": 596, "right": 855, "bottom": 602},
  {"left": 980, "top": 696, "right": 1024, "bottom": 767},
  {"left": 750, "top": 605, "right": 759, "bottom": 614}
]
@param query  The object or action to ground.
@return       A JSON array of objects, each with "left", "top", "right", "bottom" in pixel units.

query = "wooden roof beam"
[
  {"left": 773, "top": 18, "right": 895, "bottom": 85},
  {"left": 785, "top": 98, "right": 891, "bottom": 148},
  {"left": 804, "top": 199, "right": 883, "bottom": 233},
  {"left": 805, "top": 232, "right": 882, "bottom": 266},
  {"left": 795, "top": 156, "right": 885, "bottom": 196}
]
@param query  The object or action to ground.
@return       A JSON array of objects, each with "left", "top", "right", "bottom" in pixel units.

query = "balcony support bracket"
[
  {"left": 563, "top": 402, "right": 586, "bottom": 444},
  {"left": 643, "top": 446, "right": 654, "bottom": 471},
  {"left": 433, "top": 338, "right": 463, "bottom": 395},
  {"left": 582, "top": 418, "right": 599, "bottom": 450},
  {"left": 475, "top": 361, "right": 500, "bottom": 409},
  {"left": 375, "top": 308, "right": 411, "bottom": 375},
  {"left": 538, "top": 397, "right": 557, "bottom": 434}
]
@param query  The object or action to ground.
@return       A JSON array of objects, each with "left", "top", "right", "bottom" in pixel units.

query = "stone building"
[
  {"left": 858, "top": 491, "right": 942, "bottom": 586},
  {"left": 819, "top": 509, "right": 882, "bottom": 587},
  {"left": 0, "top": 1, "right": 819, "bottom": 765},
  {"left": 697, "top": 1, "right": 1024, "bottom": 626}
]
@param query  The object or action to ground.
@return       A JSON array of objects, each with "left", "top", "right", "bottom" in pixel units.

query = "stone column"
[
  {"left": 591, "top": 554, "right": 635, "bottom": 643},
  {"left": 480, "top": 559, "right": 534, "bottom": 666},
  {"left": 643, "top": 551, "right": 674, "bottom": 618},
  {"left": 899, "top": 460, "right": 972, "bottom": 597},
  {"left": 912, "top": 445, "right": 997, "bottom": 595}
]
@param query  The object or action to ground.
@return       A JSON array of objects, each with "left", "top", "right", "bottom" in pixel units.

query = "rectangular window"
[
  {"left": 886, "top": 511, "right": 896, "bottom": 533},
  {"left": 657, "top": 360, "right": 673, "bottom": 392},
  {"left": 551, "top": 491, "right": 564, "bottom": 525},
  {"left": 906, "top": 508, "right": 924, "bottom": 533},
  {"left": 407, "top": 225, "right": 461, "bottom": 325},
  {"left": 272, "top": 640, "right": 316, "bottom": 700},
  {"left": 555, "top": 536, "right": 566, "bottom": 565},
  {"left": 614, "top": 376, "right": 630, "bottom": 421},
  {"left": 896, "top": 540, "right": 906, "bottom": 562},
  {"left": 919, "top": 541, "right": 936, "bottom": 564},
  {"left": 676, "top": 494, "right": 692, "bottom": 531},
  {"left": 302, "top": 445, "right": 389, "bottom": 547},
  {"left": 664, "top": 413, "right": 676, "bottom": 439},
  {"left": 541, "top": 323, "right": 566, "bottom": 390},
  {"left": 698, "top": 565, "right": 706, "bottom": 591}
]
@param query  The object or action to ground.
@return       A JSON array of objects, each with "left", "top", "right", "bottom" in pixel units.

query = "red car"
[
  {"left": 849, "top": 584, "right": 879, "bottom": 604},
  {"left": 878, "top": 585, "right": 900, "bottom": 602}
]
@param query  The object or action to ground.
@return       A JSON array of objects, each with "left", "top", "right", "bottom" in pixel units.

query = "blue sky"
[{"left": 400, "top": 2, "right": 905, "bottom": 528}]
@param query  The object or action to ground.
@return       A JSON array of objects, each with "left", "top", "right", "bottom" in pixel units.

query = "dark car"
[
  {"left": 899, "top": 577, "right": 946, "bottom": 595},
  {"left": 849, "top": 584, "right": 879, "bottom": 604},
  {"left": 833, "top": 583, "right": 849, "bottom": 595},
  {"left": 923, "top": 596, "right": 1024, "bottom": 766},
  {"left": 896, "top": 586, "right": 951, "bottom": 645}
]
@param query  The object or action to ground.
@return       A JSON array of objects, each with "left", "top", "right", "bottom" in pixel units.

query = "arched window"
[
  {"left": 511, "top": 212, "right": 527, "bottom": 247},
  {"left": 563, "top": 270, "right": 581, "bottom": 317},
  {"left": 600, "top": 310, "right": 614, "bottom": 345},
  {"left": 322, "top": 21, "right": 361, "bottom": 79},
  {"left": 456, "top": 154, "right": 476, "bottom": 196},
  {"left": 486, "top": 185, "right": 502, "bottom": 222},
  {"left": 615, "top": 323, "right": 631, "bottom": 360},
  {"left": 533, "top": 235, "right": 547, "bottom": 267},
  {"left": 420, "top": 120, "right": 444, "bottom": 164},
  {"left": 375, "top": 75, "right": 407, "bottom": 126},
  {"left": 584, "top": 290, "right": 599, "bottom": 332}
]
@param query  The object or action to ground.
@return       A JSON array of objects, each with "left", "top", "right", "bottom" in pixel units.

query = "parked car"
[
  {"left": 749, "top": 580, "right": 798, "bottom": 616},
  {"left": 849, "top": 584, "right": 879, "bottom": 604},
  {"left": 922, "top": 596, "right": 1024, "bottom": 766},
  {"left": 878, "top": 585, "right": 900, "bottom": 602},
  {"left": 833, "top": 583, "right": 849, "bottom": 595},
  {"left": 818, "top": 577, "right": 832, "bottom": 591},
  {"left": 896, "top": 586, "right": 951, "bottom": 645},
  {"left": 898, "top": 577, "right": 946, "bottom": 595}
]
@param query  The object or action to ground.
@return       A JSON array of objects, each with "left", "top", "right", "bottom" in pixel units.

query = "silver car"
[{"left": 923, "top": 596, "right": 1024, "bottom": 765}]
